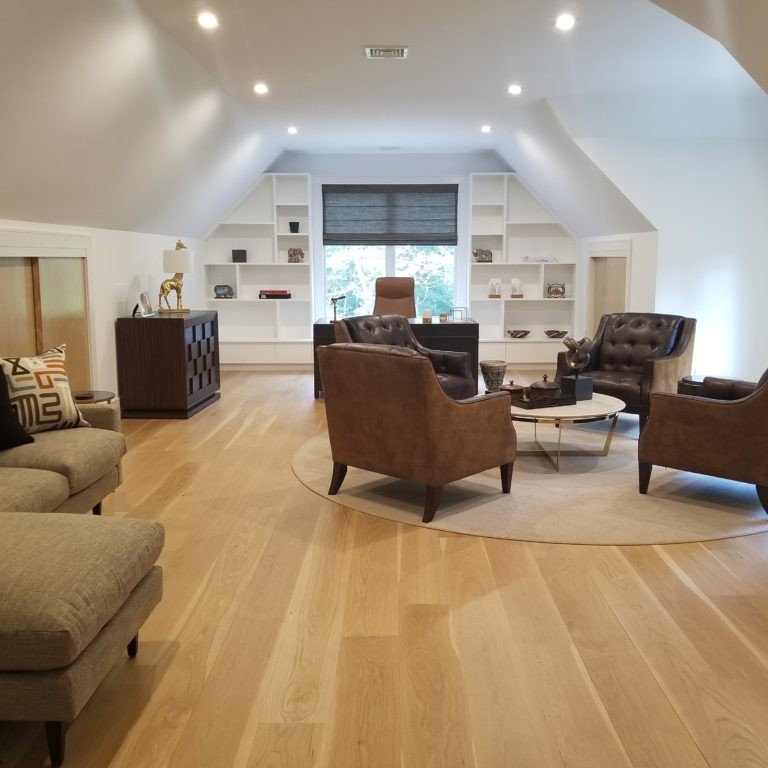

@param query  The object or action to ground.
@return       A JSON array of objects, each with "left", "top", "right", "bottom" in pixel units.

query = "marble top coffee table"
[{"left": 509, "top": 393, "right": 626, "bottom": 471}]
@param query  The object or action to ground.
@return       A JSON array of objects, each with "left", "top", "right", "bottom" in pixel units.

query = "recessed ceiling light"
[
  {"left": 555, "top": 13, "right": 576, "bottom": 31},
  {"left": 508, "top": 84, "right": 523, "bottom": 96},
  {"left": 480, "top": 125, "right": 492, "bottom": 134},
  {"left": 197, "top": 11, "right": 219, "bottom": 30},
  {"left": 287, "top": 126, "right": 298, "bottom": 135},
  {"left": 253, "top": 82, "right": 269, "bottom": 95}
]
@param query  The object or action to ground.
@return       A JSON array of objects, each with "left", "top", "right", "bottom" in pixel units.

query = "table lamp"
[{"left": 158, "top": 240, "right": 194, "bottom": 313}]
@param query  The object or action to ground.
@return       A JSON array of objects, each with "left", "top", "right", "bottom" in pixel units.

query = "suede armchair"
[
  {"left": 638, "top": 371, "right": 768, "bottom": 512},
  {"left": 555, "top": 312, "right": 696, "bottom": 430},
  {"left": 334, "top": 314, "right": 476, "bottom": 399},
  {"left": 317, "top": 343, "right": 517, "bottom": 523}
]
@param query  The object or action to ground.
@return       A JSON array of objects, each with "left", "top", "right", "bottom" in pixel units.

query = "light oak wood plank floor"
[{"left": 3, "top": 370, "right": 768, "bottom": 767}]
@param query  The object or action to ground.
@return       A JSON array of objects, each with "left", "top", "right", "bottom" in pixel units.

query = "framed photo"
[{"left": 136, "top": 291, "right": 154, "bottom": 317}]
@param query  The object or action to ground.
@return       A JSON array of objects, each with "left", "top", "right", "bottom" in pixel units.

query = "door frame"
[{"left": 586, "top": 238, "right": 631, "bottom": 333}]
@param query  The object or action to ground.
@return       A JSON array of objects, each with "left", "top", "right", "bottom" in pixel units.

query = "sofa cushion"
[
  {"left": 0, "top": 427, "right": 126, "bottom": 494},
  {"left": 0, "top": 512, "right": 164, "bottom": 671},
  {"left": 0, "top": 467, "right": 69, "bottom": 514},
  {"left": 0, "top": 370, "right": 34, "bottom": 450},
  {"left": 0, "top": 345, "right": 88, "bottom": 434}
]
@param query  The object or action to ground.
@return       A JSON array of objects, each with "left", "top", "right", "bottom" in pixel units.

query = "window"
[
  {"left": 322, "top": 184, "right": 458, "bottom": 319},
  {"left": 325, "top": 244, "right": 456, "bottom": 318}
]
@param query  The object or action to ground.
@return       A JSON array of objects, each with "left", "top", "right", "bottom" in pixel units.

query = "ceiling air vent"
[{"left": 365, "top": 46, "right": 409, "bottom": 59}]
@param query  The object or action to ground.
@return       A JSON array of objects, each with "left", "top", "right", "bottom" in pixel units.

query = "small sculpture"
[
  {"left": 563, "top": 336, "right": 593, "bottom": 375},
  {"left": 488, "top": 278, "right": 501, "bottom": 298},
  {"left": 510, "top": 278, "right": 523, "bottom": 298},
  {"left": 159, "top": 240, "right": 189, "bottom": 312},
  {"left": 288, "top": 248, "right": 304, "bottom": 263},
  {"left": 330, "top": 294, "right": 346, "bottom": 321}
]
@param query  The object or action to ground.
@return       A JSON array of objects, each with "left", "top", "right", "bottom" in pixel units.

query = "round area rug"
[{"left": 292, "top": 419, "right": 768, "bottom": 545}]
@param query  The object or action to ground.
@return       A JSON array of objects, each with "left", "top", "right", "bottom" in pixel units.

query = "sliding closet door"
[
  {"left": 0, "top": 258, "right": 37, "bottom": 355},
  {"left": 35, "top": 258, "right": 91, "bottom": 389}
]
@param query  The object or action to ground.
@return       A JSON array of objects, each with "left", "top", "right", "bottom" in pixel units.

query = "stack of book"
[{"left": 258, "top": 289, "right": 292, "bottom": 299}]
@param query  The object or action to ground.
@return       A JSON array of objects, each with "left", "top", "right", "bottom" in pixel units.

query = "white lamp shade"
[{"left": 163, "top": 248, "right": 194, "bottom": 274}]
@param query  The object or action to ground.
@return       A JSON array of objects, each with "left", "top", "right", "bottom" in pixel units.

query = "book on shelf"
[{"left": 259, "top": 290, "right": 292, "bottom": 299}]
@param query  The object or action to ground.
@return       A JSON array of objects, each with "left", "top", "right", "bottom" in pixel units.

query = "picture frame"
[{"left": 136, "top": 291, "right": 154, "bottom": 317}]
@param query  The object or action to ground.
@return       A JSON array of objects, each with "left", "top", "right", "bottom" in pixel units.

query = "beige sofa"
[{"left": 0, "top": 401, "right": 125, "bottom": 515}]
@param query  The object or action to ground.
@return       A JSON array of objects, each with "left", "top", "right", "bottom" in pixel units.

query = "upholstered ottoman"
[{"left": 0, "top": 512, "right": 164, "bottom": 766}]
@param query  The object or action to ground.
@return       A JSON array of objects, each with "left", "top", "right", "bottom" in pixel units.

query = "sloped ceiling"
[
  {"left": 1, "top": 0, "right": 765, "bottom": 238},
  {"left": 0, "top": 1, "right": 279, "bottom": 237},
  {"left": 650, "top": 0, "right": 768, "bottom": 92}
]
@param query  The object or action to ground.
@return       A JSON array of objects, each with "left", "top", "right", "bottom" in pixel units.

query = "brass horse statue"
[{"left": 159, "top": 240, "right": 189, "bottom": 312}]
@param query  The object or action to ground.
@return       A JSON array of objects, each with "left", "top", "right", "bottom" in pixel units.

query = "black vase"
[{"left": 289, "top": 221, "right": 300, "bottom": 233}]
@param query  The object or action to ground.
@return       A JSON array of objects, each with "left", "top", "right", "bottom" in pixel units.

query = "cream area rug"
[{"left": 292, "top": 418, "right": 768, "bottom": 545}]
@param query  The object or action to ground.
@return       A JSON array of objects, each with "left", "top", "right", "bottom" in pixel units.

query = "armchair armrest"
[
  {"left": 421, "top": 347, "right": 474, "bottom": 379},
  {"left": 79, "top": 400, "right": 122, "bottom": 432},
  {"left": 641, "top": 346, "right": 695, "bottom": 396},
  {"left": 701, "top": 376, "right": 756, "bottom": 400}
]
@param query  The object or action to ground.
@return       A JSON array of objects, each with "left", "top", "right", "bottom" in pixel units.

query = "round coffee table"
[
  {"left": 509, "top": 393, "right": 625, "bottom": 471},
  {"left": 72, "top": 390, "right": 115, "bottom": 405}
]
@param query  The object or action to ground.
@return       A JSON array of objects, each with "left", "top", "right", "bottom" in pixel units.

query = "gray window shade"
[{"left": 323, "top": 184, "right": 458, "bottom": 245}]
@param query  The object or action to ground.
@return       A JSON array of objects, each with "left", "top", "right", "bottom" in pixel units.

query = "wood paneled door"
[{"left": 0, "top": 257, "right": 91, "bottom": 389}]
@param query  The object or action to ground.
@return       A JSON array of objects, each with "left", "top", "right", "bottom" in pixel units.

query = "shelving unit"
[
  {"left": 469, "top": 173, "right": 577, "bottom": 364},
  {"left": 203, "top": 174, "right": 312, "bottom": 364}
]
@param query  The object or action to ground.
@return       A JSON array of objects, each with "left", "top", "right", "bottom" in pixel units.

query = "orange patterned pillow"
[{"left": 0, "top": 345, "right": 88, "bottom": 434}]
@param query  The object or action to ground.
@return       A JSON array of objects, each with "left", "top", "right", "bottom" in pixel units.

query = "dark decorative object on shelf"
[
  {"left": 472, "top": 248, "right": 493, "bottom": 263},
  {"left": 507, "top": 329, "right": 530, "bottom": 338},
  {"left": 289, "top": 221, "right": 300, "bottom": 233},
  {"left": 232, "top": 249, "right": 247, "bottom": 263},
  {"left": 545, "top": 329, "right": 568, "bottom": 338},
  {"left": 213, "top": 285, "right": 234, "bottom": 299},
  {"left": 287, "top": 247, "right": 305, "bottom": 263},
  {"left": 546, "top": 282, "right": 566, "bottom": 298}
]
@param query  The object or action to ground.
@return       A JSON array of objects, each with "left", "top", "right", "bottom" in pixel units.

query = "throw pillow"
[
  {"left": 0, "top": 369, "right": 34, "bottom": 449},
  {"left": 0, "top": 345, "right": 89, "bottom": 434}
]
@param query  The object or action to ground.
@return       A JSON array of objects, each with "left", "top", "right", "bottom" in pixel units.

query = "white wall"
[
  {"left": 575, "top": 138, "right": 768, "bottom": 380},
  {"left": 0, "top": 218, "right": 204, "bottom": 393}
]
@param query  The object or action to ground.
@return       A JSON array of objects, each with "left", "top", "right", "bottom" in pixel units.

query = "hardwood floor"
[{"left": 3, "top": 370, "right": 768, "bottom": 767}]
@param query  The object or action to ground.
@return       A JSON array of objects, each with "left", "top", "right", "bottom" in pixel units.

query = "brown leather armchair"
[
  {"left": 555, "top": 312, "right": 696, "bottom": 430},
  {"left": 317, "top": 343, "right": 517, "bottom": 523},
  {"left": 639, "top": 371, "right": 768, "bottom": 512},
  {"left": 372, "top": 276, "right": 416, "bottom": 317},
  {"left": 334, "top": 314, "right": 476, "bottom": 399}
]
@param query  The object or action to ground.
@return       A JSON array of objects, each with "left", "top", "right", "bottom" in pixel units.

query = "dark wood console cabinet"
[{"left": 115, "top": 311, "right": 221, "bottom": 418}]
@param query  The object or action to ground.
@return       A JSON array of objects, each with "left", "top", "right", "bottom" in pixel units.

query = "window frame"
[{"left": 311, "top": 175, "right": 469, "bottom": 320}]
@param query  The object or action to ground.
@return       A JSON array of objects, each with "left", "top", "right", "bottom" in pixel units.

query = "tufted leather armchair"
[
  {"left": 334, "top": 314, "right": 477, "bottom": 399},
  {"left": 555, "top": 312, "right": 696, "bottom": 431},
  {"left": 639, "top": 370, "right": 768, "bottom": 512},
  {"left": 372, "top": 277, "right": 416, "bottom": 318},
  {"left": 317, "top": 342, "right": 517, "bottom": 522}
]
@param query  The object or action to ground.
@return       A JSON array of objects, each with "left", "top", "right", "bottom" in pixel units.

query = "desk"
[{"left": 313, "top": 318, "right": 479, "bottom": 398}]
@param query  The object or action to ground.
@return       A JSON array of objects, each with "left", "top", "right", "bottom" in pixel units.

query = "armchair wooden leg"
[
  {"left": 639, "top": 462, "right": 652, "bottom": 494},
  {"left": 45, "top": 721, "right": 68, "bottom": 767},
  {"left": 92, "top": 501, "right": 102, "bottom": 516},
  {"left": 500, "top": 462, "right": 513, "bottom": 493},
  {"left": 756, "top": 485, "right": 768, "bottom": 514},
  {"left": 127, "top": 633, "right": 139, "bottom": 658},
  {"left": 328, "top": 463, "right": 348, "bottom": 495},
  {"left": 423, "top": 485, "right": 443, "bottom": 523}
]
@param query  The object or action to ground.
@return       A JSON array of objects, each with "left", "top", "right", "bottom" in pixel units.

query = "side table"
[{"left": 73, "top": 390, "right": 116, "bottom": 404}]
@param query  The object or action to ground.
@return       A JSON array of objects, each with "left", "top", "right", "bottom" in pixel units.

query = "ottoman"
[{"left": 0, "top": 512, "right": 164, "bottom": 766}]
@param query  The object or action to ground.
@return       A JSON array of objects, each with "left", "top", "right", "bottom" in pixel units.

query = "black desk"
[{"left": 313, "top": 318, "right": 479, "bottom": 398}]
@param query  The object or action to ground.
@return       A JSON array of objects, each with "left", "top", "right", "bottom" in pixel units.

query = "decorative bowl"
[
  {"left": 545, "top": 329, "right": 568, "bottom": 338},
  {"left": 507, "top": 330, "right": 530, "bottom": 339}
]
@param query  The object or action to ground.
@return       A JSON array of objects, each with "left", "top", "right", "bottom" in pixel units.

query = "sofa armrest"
[{"left": 79, "top": 400, "right": 122, "bottom": 433}]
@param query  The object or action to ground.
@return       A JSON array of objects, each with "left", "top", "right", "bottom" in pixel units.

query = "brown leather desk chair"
[
  {"left": 555, "top": 312, "right": 696, "bottom": 430},
  {"left": 334, "top": 314, "right": 476, "bottom": 399},
  {"left": 639, "top": 370, "right": 768, "bottom": 512},
  {"left": 317, "top": 342, "right": 517, "bottom": 523},
  {"left": 373, "top": 276, "right": 416, "bottom": 317}
]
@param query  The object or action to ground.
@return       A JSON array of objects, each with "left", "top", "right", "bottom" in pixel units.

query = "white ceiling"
[
  {"left": 0, "top": 0, "right": 765, "bottom": 237},
  {"left": 139, "top": 0, "right": 767, "bottom": 152}
]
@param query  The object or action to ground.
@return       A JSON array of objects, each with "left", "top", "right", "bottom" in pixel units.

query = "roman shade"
[{"left": 322, "top": 184, "right": 458, "bottom": 245}]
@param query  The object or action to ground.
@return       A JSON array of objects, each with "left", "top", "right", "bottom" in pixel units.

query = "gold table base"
[{"left": 515, "top": 413, "right": 620, "bottom": 471}]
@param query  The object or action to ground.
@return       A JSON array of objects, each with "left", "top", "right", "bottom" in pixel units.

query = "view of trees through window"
[{"left": 325, "top": 244, "right": 455, "bottom": 318}]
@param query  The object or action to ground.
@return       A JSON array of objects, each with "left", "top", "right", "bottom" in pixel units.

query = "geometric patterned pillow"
[{"left": 0, "top": 344, "right": 89, "bottom": 434}]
